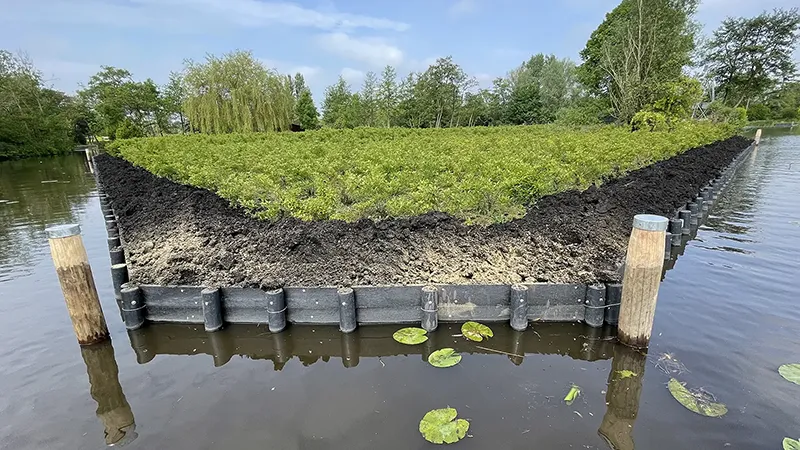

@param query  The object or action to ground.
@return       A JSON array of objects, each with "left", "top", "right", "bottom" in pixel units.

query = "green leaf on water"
[
  {"left": 667, "top": 378, "right": 727, "bottom": 417},
  {"left": 428, "top": 348, "right": 462, "bottom": 368},
  {"left": 564, "top": 385, "right": 581, "bottom": 405},
  {"left": 784, "top": 437, "right": 800, "bottom": 450},
  {"left": 616, "top": 370, "right": 638, "bottom": 379},
  {"left": 779, "top": 364, "right": 800, "bottom": 385},
  {"left": 419, "top": 407, "right": 470, "bottom": 444},
  {"left": 393, "top": 327, "right": 428, "bottom": 345},
  {"left": 461, "top": 321, "right": 493, "bottom": 342}
]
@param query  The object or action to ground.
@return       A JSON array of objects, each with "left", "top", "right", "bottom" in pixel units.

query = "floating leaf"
[
  {"left": 564, "top": 385, "right": 581, "bottom": 405},
  {"left": 667, "top": 378, "right": 727, "bottom": 417},
  {"left": 428, "top": 348, "right": 462, "bottom": 368},
  {"left": 784, "top": 437, "right": 800, "bottom": 450},
  {"left": 393, "top": 327, "right": 428, "bottom": 345},
  {"left": 616, "top": 370, "right": 638, "bottom": 379},
  {"left": 461, "top": 321, "right": 493, "bottom": 342},
  {"left": 779, "top": 364, "right": 800, "bottom": 385},
  {"left": 419, "top": 407, "right": 470, "bottom": 444}
]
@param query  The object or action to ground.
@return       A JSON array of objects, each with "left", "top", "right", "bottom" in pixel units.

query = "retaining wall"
[{"left": 93, "top": 142, "right": 756, "bottom": 335}]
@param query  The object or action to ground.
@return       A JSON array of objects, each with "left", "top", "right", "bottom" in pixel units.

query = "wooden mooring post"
[
  {"left": 46, "top": 224, "right": 109, "bottom": 345},
  {"left": 617, "top": 215, "right": 668, "bottom": 348},
  {"left": 754, "top": 128, "right": 762, "bottom": 149}
]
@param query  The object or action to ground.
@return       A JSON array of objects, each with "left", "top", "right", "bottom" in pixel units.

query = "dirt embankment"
[{"left": 95, "top": 136, "right": 751, "bottom": 288}]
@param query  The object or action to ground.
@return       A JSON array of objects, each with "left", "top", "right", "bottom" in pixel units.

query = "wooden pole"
[
  {"left": 754, "top": 128, "right": 762, "bottom": 148},
  {"left": 46, "top": 224, "right": 109, "bottom": 345},
  {"left": 618, "top": 215, "right": 668, "bottom": 348}
]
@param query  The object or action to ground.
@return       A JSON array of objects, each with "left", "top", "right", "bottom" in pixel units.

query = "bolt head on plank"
[
  {"left": 632, "top": 214, "right": 668, "bottom": 231},
  {"left": 45, "top": 224, "right": 81, "bottom": 239}
]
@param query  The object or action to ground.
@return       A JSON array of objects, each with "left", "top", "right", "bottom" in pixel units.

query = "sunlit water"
[{"left": 0, "top": 131, "right": 798, "bottom": 449}]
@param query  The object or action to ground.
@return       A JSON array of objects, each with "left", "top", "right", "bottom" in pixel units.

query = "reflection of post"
[
  {"left": 208, "top": 329, "right": 233, "bottom": 367},
  {"left": 598, "top": 345, "right": 647, "bottom": 450},
  {"left": 340, "top": 330, "right": 360, "bottom": 368},
  {"left": 508, "top": 330, "right": 525, "bottom": 366},
  {"left": 80, "top": 340, "right": 137, "bottom": 446},
  {"left": 272, "top": 329, "right": 291, "bottom": 371}
]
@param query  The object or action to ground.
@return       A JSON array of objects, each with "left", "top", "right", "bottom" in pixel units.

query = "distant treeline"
[{"left": 2, "top": 1, "right": 799, "bottom": 159}]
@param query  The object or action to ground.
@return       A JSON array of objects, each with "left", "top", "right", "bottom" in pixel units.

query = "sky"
[{"left": 0, "top": 0, "right": 796, "bottom": 99}]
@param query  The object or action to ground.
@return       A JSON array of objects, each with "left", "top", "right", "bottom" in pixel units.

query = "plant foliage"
[
  {"left": 428, "top": 348, "right": 462, "bottom": 368},
  {"left": 778, "top": 363, "right": 800, "bottom": 385},
  {"left": 418, "top": 408, "right": 470, "bottom": 444},
  {"left": 109, "top": 123, "right": 736, "bottom": 223},
  {"left": 461, "top": 321, "right": 494, "bottom": 342},
  {"left": 392, "top": 327, "right": 428, "bottom": 345},
  {"left": 667, "top": 378, "right": 727, "bottom": 417}
]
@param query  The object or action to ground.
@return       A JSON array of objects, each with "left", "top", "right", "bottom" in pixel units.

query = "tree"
[
  {"left": 509, "top": 54, "right": 579, "bottom": 122},
  {"left": 182, "top": 50, "right": 294, "bottom": 134},
  {"left": 360, "top": 71, "right": 378, "bottom": 127},
  {"left": 162, "top": 71, "right": 187, "bottom": 133},
  {"left": 377, "top": 65, "right": 398, "bottom": 127},
  {"left": 579, "top": 0, "right": 699, "bottom": 122},
  {"left": 704, "top": 9, "right": 800, "bottom": 107},
  {"left": 412, "top": 56, "right": 475, "bottom": 128},
  {"left": 292, "top": 73, "right": 308, "bottom": 100},
  {"left": 322, "top": 76, "right": 353, "bottom": 128},
  {"left": 295, "top": 89, "right": 319, "bottom": 129},
  {"left": 504, "top": 83, "right": 544, "bottom": 125},
  {"left": 0, "top": 50, "right": 76, "bottom": 159}
]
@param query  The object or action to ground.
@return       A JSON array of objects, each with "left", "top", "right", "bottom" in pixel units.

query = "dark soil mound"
[{"left": 95, "top": 136, "right": 751, "bottom": 287}]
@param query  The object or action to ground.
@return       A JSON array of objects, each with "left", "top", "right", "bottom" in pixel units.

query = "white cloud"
[
  {"left": 341, "top": 67, "right": 365, "bottom": 84},
  {"left": 449, "top": 0, "right": 479, "bottom": 16},
  {"left": 1, "top": 0, "right": 410, "bottom": 32},
  {"left": 317, "top": 32, "right": 404, "bottom": 67},
  {"left": 260, "top": 58, "right": 322, "bottom": 79}
]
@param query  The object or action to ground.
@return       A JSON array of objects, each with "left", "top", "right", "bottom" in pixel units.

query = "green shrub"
[
  {"left": 707, "top": 102, "right": 747, "bottom": 129},
  {"left": 631, "top": 111, "right": 668, "bottom": 131},
  {"left": 115, "top": 118, "right": 144, "bottom": 140},
  {"left": 746, "top": 104, "right": 771, "bottom": 121},
  {"left": 112, "top": 123, "right": 736, "bottom": 224}
]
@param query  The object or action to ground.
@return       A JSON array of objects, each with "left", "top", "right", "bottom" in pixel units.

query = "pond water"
[{"left": 1, "top": 130, "right": 798, "bottom": 449}]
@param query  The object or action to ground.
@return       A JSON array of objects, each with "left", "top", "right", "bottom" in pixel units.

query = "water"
[{"left": 0, "top": 132, "right": 798, "bottom": 449}]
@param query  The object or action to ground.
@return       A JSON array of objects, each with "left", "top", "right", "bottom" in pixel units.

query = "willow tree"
[{"left": 182, "top": 51, "right": 294, "bottom": 134}]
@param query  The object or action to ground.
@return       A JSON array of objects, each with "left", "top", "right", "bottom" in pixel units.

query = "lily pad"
[
  {"left": 393, "top": 327, "right": 428, "bottom": 345},
  {"left": 428, "top": 348, "right": 462, "bottom": 368},
  {"left": 779, "top": 364, "right": 800, "bottom": 385},
  {"left": 419, "top": 407, "right": 470, "bottom": 444},
  {"left": 667, "top": 378, "right": 727, "bottom": 417},
  {"left": 564, "top": 384, "right": 581, "bottom": 405},
  {"left": 616, "top": 370, "right": 638, "bottom": 379},
  {"left": 784, "top": 437, "right": 800, "bottom": 450},
  {"left": 461, "top": 321, "right": 493, "bottom": 342}
]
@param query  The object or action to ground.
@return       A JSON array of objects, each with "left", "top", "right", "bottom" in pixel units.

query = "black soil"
[{"left": 95, "top": 136, "right": 751, "bottom": 288}]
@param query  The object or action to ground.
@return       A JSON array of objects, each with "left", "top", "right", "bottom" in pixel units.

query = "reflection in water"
[
  {"left": 127, "top": 322, "right": 616, "bottom": 369},
  {"left": 80, "top": 340, "right": 136, "bottom": 446},
  {"left": 0, "top": 154, "right": 94, "bottom": 280},
  {"left": 598, "top": 345, "right": 648, "bottom": 450}
]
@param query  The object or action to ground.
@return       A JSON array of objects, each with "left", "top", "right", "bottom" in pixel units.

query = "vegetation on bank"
[{"left": 109, "top": 123, "right": 735, "bottom": 224}]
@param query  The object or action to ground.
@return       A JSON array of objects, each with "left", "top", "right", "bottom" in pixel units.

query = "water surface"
[{"left": 1, "top": 132, "right": 799, "bottom": 449}]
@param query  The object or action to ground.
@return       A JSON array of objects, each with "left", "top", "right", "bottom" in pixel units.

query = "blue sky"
[{"left": 0, "top": 0, "right": 796, "bottom": 99}]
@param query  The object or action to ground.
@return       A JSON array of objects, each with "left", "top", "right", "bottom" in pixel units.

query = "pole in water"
[
  {"left": 509, "top": 284, "right": 529, "bottom": 331},
  {"left": 754, "top": 128, "right": 762, "bottom": 148},
  {"left": 45, "top": 224, "right": 109, "bottom": 345},
  {"left": 338, "top": 287, "right": 357, "bottom": 333},
  {"left": 618, "top": 214, "right": 668, "bottom": 348},
  {"left": 669, "top": 219, "right": 682, "bottom": 246},
  {"left": 120, "top": 284, "right": 147, "bottom": 330},
  {"left": 678, "top": 210, "right": 691, "bottom": 235}
]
